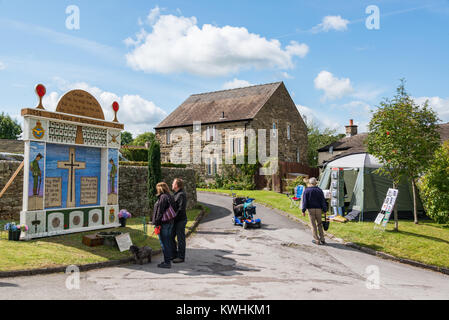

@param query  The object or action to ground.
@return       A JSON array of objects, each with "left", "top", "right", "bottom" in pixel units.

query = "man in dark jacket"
[
  {"left": 302, "top": 177, "right": 328, "bottom": 245},
  {"left": 171, "top": 178, "right": 187, "bottom": 263}
]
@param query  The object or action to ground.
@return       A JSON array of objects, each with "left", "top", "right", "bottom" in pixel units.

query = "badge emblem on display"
[{"left": 32, "top": 121, "right": 45, "bottom": 139}]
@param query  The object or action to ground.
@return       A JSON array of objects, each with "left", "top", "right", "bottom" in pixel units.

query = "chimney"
[{"left": 345, "top": 119, "right": 358, "bottom": 137}]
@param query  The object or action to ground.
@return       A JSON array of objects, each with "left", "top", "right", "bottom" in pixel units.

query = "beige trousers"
[{"left": 308, "top": 208, "right": 325, "bottom": 242}]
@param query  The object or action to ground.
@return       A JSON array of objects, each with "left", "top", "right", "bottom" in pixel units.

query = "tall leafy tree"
[
  {"left": 307, "top": 121, "right": 345, "bottom": 168},
  {"left": 133, "top": 132, "right": 155, "bottom": 146},
  {"left": 366, "top": 80, "right": 440, "bottom": 230},
  {"left": 419, "top": 141, "right": 449, "bottom": 224},
  {"left": 0, "top": 113, "right": 22, "bottom": 140},
  {"left": 147, "top": 139, "right": 161, "bottom": 211},
  {"left": 121, "top": 131, "right": 133, "bottom": 146}
]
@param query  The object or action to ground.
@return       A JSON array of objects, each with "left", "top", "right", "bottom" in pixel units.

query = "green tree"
[
  {"left": 121, "top": 131, "right": 133, "bottom": 146},
  {"left": 0, "top": 112, "right": 22, "bottom": 140},
  {"left": 133, "top": 132, "right": 155, "bottom": 146},
  {"left": 366, "top": 80, "right": 440, "bottom": 230},
  {"left": 419, "top": 141, "right": 449, "bottom": 224},
  {"left": 147, "top": 139, "right": 161, "bottom": 211},
  {"left": 307, "top": 121, "right": 345, "bottom": 167}
]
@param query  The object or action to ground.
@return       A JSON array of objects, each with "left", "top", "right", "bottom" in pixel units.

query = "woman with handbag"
[{"left": 152, "top": 182, "right": 177, "bottom": 269}]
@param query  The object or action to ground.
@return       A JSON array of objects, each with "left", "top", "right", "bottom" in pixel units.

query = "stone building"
[{"left": 154, "top": 82, "right": 309, "bottom": 179}]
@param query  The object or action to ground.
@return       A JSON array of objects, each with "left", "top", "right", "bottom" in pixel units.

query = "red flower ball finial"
[
  {"left": 112, "top": 101, "right": 119, "bottom": 112},
  {"left": 35, "top": 84, "right": 46, "bottom": 109},
  {"left": 112, "top": 101, "right": 119, "bottom": 122},
  {"left": 36, "top": 84, "right": 46, "bottom": 98}
]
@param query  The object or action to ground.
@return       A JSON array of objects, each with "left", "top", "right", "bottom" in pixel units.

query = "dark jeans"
[
  {"left": 172, "top": 218, "right": 187, "bottom": 260},
  {"left": 158, "top": 222, "right": 174, "bottom": 264}
]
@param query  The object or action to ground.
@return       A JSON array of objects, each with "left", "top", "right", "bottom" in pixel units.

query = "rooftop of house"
[
  {"left": 155, "top": 82, "right": 285, "bottom": 129},
  {"left": 318, "top": 122, "right": 449, "bottom": 165}
]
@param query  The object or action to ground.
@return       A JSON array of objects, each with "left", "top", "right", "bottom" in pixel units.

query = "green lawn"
[
  {"left": 0, "top": 205, "right": 208, "bottom": 272},
  {"left": 199, "top": 188, "right": 449, "bottom": 268}
]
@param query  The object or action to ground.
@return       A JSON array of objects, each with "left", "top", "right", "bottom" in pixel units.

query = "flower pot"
[
  {"left": 119, "top": 217, "right": 127, "bottom": 227},
  {"left": 8, "top": 230, "right": 21, "bottom": 241}
]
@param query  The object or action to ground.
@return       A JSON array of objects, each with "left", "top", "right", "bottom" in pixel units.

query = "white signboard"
[
  {"left": 375, "top": 188, "right": 399, "bottom": 227},
  {"left": 374, "top": 213, "right": 385, "bottom": 225},
  {"left": 115, "top": 233, "right": 133, "bottom": 252}
]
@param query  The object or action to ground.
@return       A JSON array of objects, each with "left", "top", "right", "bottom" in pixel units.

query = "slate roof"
[
  {"left": 155, "top": 82, "right": 283, "bottom": 129},
  {"left": 317, "top": 133, "right": 368, "bottom": 153},
  {"left": 439, "top": 122, "right": 449, "bottom": 143}
]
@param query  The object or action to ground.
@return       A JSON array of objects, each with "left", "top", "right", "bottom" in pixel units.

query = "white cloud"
[
  {"left": 5, "top": 19, "right": 121, "bottom": 63},
  {"left": 352, "top": 87, "right": 384, "bottom": 102},
  {"left": 124, "top": 28, "right": 147, "bottom": 47},
  {"left": 314, "top": 70, "right": 354, "bottom": 101},
  {"left": 125, "top": 9, "right": 309, "bottom": 76},
  {"left": 296, "top": 104, "right": 342, "bottom": 132},
  {"left": 44, "top": 78, "right": 167, "bottom": 135},
  {"left": 222, "top": 78, "right": 253, "bottom": 90},
  {"left": 414, "top": 96, "right": 449, "bottom": 122},
  {"left": 338, "top": 100, "right": 372, "bottom": 112},
  {"left": 312, "top": 15, "right": 349, "bottom": 33},
  {"left": 147, "top": 6, "right": 162, "bottom": 25},
  {"left": 280, "top": 71, "right": 293, "bottom": 79},
  {"left": 0, "top": 61, "right": 6, "bottom": 70}
]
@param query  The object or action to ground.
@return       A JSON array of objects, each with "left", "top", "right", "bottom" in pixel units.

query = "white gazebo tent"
[{"left": 319, "top": 153, "right": 424, "bottom": 221}]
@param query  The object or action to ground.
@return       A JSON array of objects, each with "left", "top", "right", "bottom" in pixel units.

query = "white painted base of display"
[{"left": 22, "top": 223, "right": 121, "bottom": 240}]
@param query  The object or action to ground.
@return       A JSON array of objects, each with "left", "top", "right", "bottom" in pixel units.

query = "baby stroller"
[{"left": 232, "top": 193, "right": 262, "bottom": 229}]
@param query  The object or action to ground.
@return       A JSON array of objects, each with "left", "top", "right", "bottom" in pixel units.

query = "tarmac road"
[{"left": 1, "top": 192, "right": 448, "bottom": 300}]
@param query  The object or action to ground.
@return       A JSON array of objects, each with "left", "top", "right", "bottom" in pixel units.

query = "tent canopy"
[{"left": 319, "top": 153, "right": 424, "bottom": 220}]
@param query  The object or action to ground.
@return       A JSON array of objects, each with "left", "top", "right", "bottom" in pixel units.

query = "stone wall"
[
  {"left": 251, "top": 82, "right": 309, "bottom": 165},
  {"left": 0, "top": 161, "right": 23, "bottom": 220},
  {"left": 119, "top": 166, "right": 197, "bottom": 216},
  {"left": 0, "top": 161, "right": 197, "bottom": 220}
]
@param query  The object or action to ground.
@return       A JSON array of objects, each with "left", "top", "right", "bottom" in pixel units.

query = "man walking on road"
[
  {"left": 302, "top": 177, "right": 328, "bottom": 245},
  {"left": 172, "top": 178, "right": 187, "bottom": 263}
]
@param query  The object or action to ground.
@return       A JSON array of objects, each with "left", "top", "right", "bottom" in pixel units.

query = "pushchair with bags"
[{"left": 232, "top": 193, "right": 262, "bottom": 229}]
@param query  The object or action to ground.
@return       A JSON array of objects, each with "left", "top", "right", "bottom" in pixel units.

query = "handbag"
[
  {"left": 162, "top": 204, "right": 177, "bottom": 222},
  {"left": 323, "top": 212, "right": 330, "bottom": 231}
]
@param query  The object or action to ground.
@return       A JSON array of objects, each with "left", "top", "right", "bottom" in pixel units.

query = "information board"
[
  {"left": 375, "top": 188, "right": 399, "bottom": 228},
  {"left": 116, "top": 232, "right": 133, "bottom": 252}
]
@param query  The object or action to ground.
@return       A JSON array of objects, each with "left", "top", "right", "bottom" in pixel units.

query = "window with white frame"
[
  {"left": 206, "top": 125, "right": 217, "bottom": 142},
  {"left": 287, "top": 124, "right": 291, "bottom": 140},
  {"left": 229, "top": 138, "right": 234, "bottom": 156},
  {"left": 212, "top": 157, "right": 217, "bottom": 175},
  {"left": 166, "top": 129, "right": 171, "bottom": 144},
  {"left": 297, "top": 149, "right": 300, "bottom": 163},
  {"left": 237, "top": 138, "right": 242, "bottom": 154},
  {"left": 207, "top": 158, "right": 212, "bottom": 175}
]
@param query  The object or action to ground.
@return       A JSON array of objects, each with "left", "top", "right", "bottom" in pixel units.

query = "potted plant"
[
  {"left": 5, "top": 223, "right": 25, "bottom": 241},
  {"left": 118, "top": 209, "right": 131, "bottom": 227},
  {"left": 17, "top": 224, "right": 29, "bottom": 238}
]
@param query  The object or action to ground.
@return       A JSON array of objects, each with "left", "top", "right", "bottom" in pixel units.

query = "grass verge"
[
  {"left": 0, "top": 205, "right": 207, "bottom": 272},
  {"left": 199, "top": 188, "right": 449, "bottom": 268}
]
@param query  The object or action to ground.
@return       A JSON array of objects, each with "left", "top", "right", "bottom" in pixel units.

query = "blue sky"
[{"left": 1, "top": 0, "right": 448, "bottom": 136}]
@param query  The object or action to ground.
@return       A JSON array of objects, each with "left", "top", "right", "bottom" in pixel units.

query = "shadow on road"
[
  {"left": 118, "top": 248, "right": 260, "bottom": 277},
  {"left": 325, "top": 242, "right": 363, "bottom": 253},
  {"left": 198, "top": 201, "right": 233, "bottom": 224},
  {"left": 0, "top": 282, "right": 19, "bottom": 288}
]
